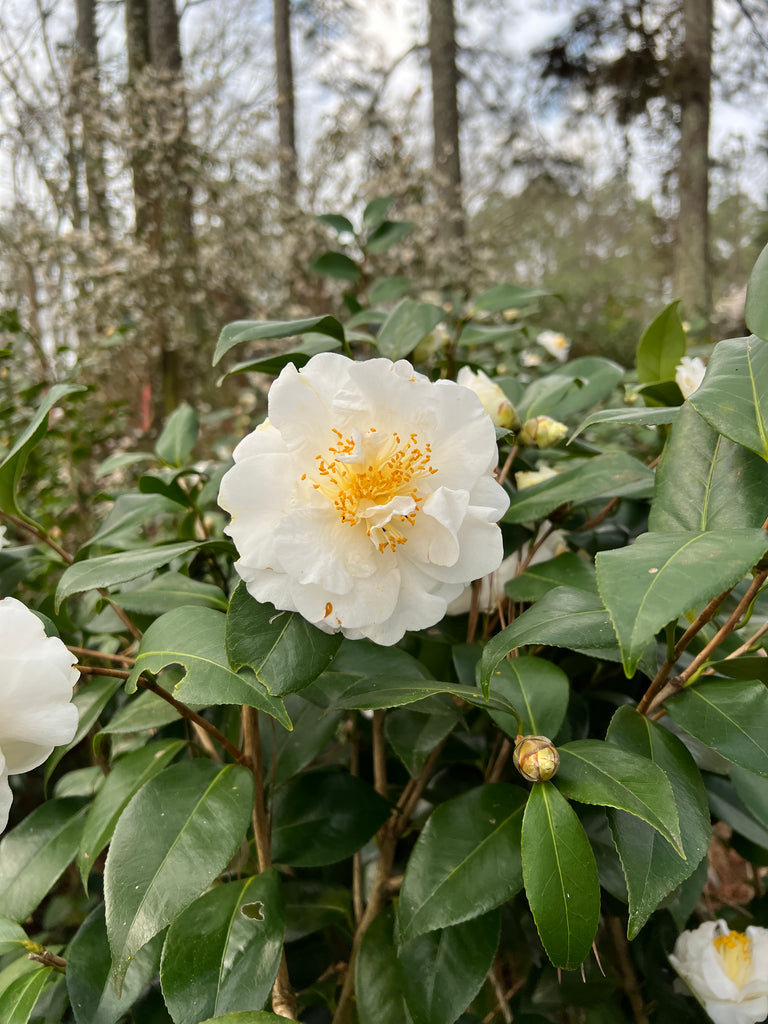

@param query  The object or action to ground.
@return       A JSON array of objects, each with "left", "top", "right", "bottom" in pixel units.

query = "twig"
[
  {"left": 576, "top": 496, "right": 620, "bottom": 533},
  {"left": 608, "top": 916, "right": 650, "bottom": 1024},
  {"left": 242, "top": 707, "right": 271, "bottom": 871},
  {"left": 486, "top": 960, "right": 514, "bottom": 1023},
  {"left": 0, "top": 510, "right": 73, "bottom": 563},
  {"left": 486, "top": 737, "right": 513, "bottom": 784},
  {"left": 68, "top": 645, "right": 135, "bottom": 665},
  {"left": 372, "top": 710, "right": 387, "bottom": 800},
  {"left": 497, "top": 445, "right": 518, "bottom": 487}
]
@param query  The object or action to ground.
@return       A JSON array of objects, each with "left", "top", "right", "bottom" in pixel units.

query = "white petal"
[{"left": 0, "top": 754, "right": 11, "bottom": 835}]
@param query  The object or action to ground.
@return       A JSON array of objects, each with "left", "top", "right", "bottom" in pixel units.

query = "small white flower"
[
  {"left": 456, "top": 367, "right": 520, "bottom": 430},
  {"left": 536, "top": 330, "right": 571, "bottom": 362},
  {"left": 0, "top": 525, "right": 7, "bottom": 550},
  {"left": 514, "top": 464, "right": 560, "bottom": 490},
  {"left": 0, "top": 597, "right": 79, "bottom": 834},
  {"left": 520, "top": 351, "right": 542, "bottom": 368},
  {"left": 670, "top": 919, "right": 768, "bottom": 1024},
  {"left": 219, "top": 353, "right": 509, "bottom": 646},
  {"left": 675, "top": 355, "right": 707, "bottom": 399}
]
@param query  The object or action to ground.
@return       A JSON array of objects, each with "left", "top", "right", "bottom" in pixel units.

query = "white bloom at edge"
[
  {"left": 670, "top": 919, "right": 768, "bottom": 1024},
  {"left": 676, "top": 355, "right": 707, "bottom": 399},
  {"left": 0, "top": 597, "right": 79, "bottom": 834},
  {"left": 218, "top": 353, "right": 510, "bottom": 646},
  {"left": 0, "top": 525, "right": 7, "bottom": 550},
  {"left": 515, "top": 464, "right": 560, "bottom": 490},
  {"left": 456, "top": 366, "right": 519, "bottom": 430},
  {"left": 536, "top": 330, "right": 571, "bottom": 362}
]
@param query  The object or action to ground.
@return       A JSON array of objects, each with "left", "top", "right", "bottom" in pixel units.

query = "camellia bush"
[{"left": 3, "top": 228, "right": 768, "bottom": 1024}]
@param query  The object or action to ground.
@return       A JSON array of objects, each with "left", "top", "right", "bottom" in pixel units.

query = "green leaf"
[
  {"left": 368, "top": 276, "right": 411, "bottom": 305},
  {"left": 271, "top": 768, "right": 390, "bottom": 867},
  {"left": 705, "top": 773, "right": 768, "bottom": 848},
  {"left": 649, "top": 402, "right": 768, "bottom": 531},
  {"left": 155, "top": 403, "right": 199, "bottom": 466},
  {"left": 688, "top": 335, "right": 768, "bottom": 461},
  {"left": 0, "top": 383, "right": 86, "bottom": 517},
  {"left": 77, "top": 739, "right": 185, "bottom": 890},
  {"left": 745, "top": 240, "right": 768, "bottom": 342},
  {"left": 0, "top": 966, "right": 52, "bottom": 1024},
  {"left": 0, "top": 799, "right": 87, "bottom": 922},
  {"left": 375, "top": 299, "right": 445, "bottom": 361},
  {"left": 596, "top": 529, "right": 768, "bottom": 676},
  {"left": 261, "top": 696, "right": 342, "bottom": 787},
  {"left": 104, "top": 761, "right": 253, "bottom": 992},
  {"left": 365, "top": 220, "right": 413, "bottom": 254},
  {"left": 323, "top": 672, "right": 521, "bottom": 718},
  {"left": 55, "top": 541, "right": 204, "bottom": 609},
  {"left": 44, "top": 675, "right": 122, "bottom": 786},
  {"left": 362, "top": 196, "right": 395, "bottom": 232},
  {"left": 96, "top": 688, "right": 182, "bottom": 738},
  {"left": 666, "top": 677, "right": 768, "bottom": 776},
  {"left": 731, "top": 764, "right": 768, "bottom": 830},
  {"left": 82, "top": 493, "right": 181, "bottom": 550},
  {"left": 571, "top": 406, "right": 679, "bottom": 441},
  {"left": 555, "top": 740, "right": 684, "bottom": 856},
  {"left": 0, "top": 918, "right": 26, "bottom": 955},
  {"left": 213, "top": 316, "right": 345, "bottom": 366},
  {"left": 160, "top": 871, "right": 284, "bottom": 1023},
  {"left": 503, "top": 552, "right": 597, "bottom": 603},
  {"left": 198, "top": 1013, "right": 299, "bottom": 1023},
  {"left": 636, "top": 301, "right": 687, "bottom": 385},
  {"left": 397, "top": 784, "right": 525, "bottom": 946},
  {"left": 530, "top": 357, "right": 624, "bottom": 420},
  {"left": 125, "top": 606, "right": 291, "bottom": 728},
  {"left": 605, "top": 708, "right": 710, "bottom": 938},
  {"left": 472, "top": 282, "right": 549, "bottom": 312},
  {"left": 283, "top": 881, "right": 352, "bottom": 942},
  {"left": 226, "top": 583, "right": 341, "bottom": 697},
  {"left": 115, "top": 573, "right": 228, "bottom": 614},
  {"left": 385, "top": 699, "right": 459, "bottom": 777},
  {"left": 399, "top": 911, "right": 500, "bottom": 1024},
  {"left": 504, "top": 453, "right": 655, "bottom": 525},
  {"left": 522, "top": 783, "right": 600, "bottom": 970},
  {"left": 309, "top": 251, "right": 360, "bottom": 282},
  {"left": 316, "top": 213, "right": 354, "bottom": 235},
  {"left": 487, "top": 656, "right": 570, "bottom": 738},
  {"left": 356, "top": 907, "right": 410, "bottom": 1024},
  {"left": 219, "top": 334, "right": 342, "bottom": 380},
  {"left": 67, "top": 905, "right": 162, "bottom": 1024}
]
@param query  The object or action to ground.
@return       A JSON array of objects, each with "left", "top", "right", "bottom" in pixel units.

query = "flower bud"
[
  {"left": 675, "top": 355, "right": 706, "bottom": 399},
  {"left": 513, "top": 735, "right": 560, "bottom": 782},
  {"left": 518, "top": 416, "right": 568, "bottom": 449},
  {"left": 457, "top": 367, "right": 520, "bottom": 430}
]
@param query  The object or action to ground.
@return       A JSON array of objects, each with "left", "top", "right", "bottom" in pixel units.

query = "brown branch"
[
  {"left": 576, "top": 496, "right": 620, "bottom": 533},
  {"left": 68, "top": 645, "right": 135, "bottom": 665},
  {"left": 0, "top": 510, "right": 73, "bottom": 563},
  {"left": 242, "top": 707, "right": 271, "bottom": 871},
  {"left": 608, "top": 916, "right": 650, "bottom": 1024},
  {"left": 497, "top": 445, "right": 518, "bottom": 487},
  {"left": 372, "top": 710, "right": 387, "bottom": 800},
  {"left": 486, "top": 737, "right": 513, "bottom": 784}
]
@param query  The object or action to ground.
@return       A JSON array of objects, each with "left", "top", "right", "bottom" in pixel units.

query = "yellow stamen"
[{"left": 713, "top": 930, "right": 753, "bottom": 988}]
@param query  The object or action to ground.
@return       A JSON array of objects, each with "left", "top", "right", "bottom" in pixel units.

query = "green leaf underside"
[
  {"left": 125, "top": 606, "right": 291, "bottom": 728},
  {"left": 522, "top": 783, "right": 600, "bottom": 970},
  {"left": 596, "top": 529, "right": 768, "bottom": 676},
  {"left": 665, "top": 677, "right": 768, "bottom": 777},
  {"left": 213, "top": 316, "right": 345, "bottom": 365},
  {"left": 650, "top": 402, "right": 768, "bottom": 531},
  {"left": 571, "top": 406, "right": 679, "bottom": 441},
  {"left": 523, "top": 357, "right": 624, "bottom": 421},
  {"left": 689, "top": 335, "right": 768, "bottom": 461},
  {"left": 104, "top": 761, "right": 253, "bottom": 992},
  {"left": 504, "top": 452, "right": 654, "bottom": 525},
  {"left": 115, "top": 573, "right": 228, "bottom": 614},
  {"left": 746, "top": 240, "right": 768, "bottom": 342},
  {"left": 605, "top": 708, "right": 710, "bottom": 938},
  {"left": 397, "top": 784, "right": 525, "bottom": 946},
  {"left": 636, "top": 301, "right": 687, "bottom": 385},
  {"left": 219, "top": 335, "right": 342, "bottom": 380},
  {"left": 160, "top": 871, "right": 284, "bottom": 1024},
  {"left": 375, "top": 299, "right": 445, "bottom": 361},
  {"left": 323, "top": 672, "right": 521, "bottom": 718},
  {"left": 555, "top": 740, "right": 684, "bottom": 856},
  {"left": 487, "top": 656, "right": 570, "bottom": 738}
]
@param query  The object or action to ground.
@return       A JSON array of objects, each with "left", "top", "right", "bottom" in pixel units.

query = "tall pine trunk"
[
  {"left": 428, "top": 0, "right": 464, "bottom": 240},
  {"left": 273, "top": 0, "right": 298, "bottom": 210}
]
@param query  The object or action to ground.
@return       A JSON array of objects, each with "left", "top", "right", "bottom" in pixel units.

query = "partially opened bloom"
[
  {"left": 670, "top": 919, "right": 768, "bottom": 1024},
  {"left": 676, "top": 355, "right": 707, "bottom": 399},
  {"left": 456, "top": 367, "right": 520, "bottom": 430},
  {"left": 536, "top": 330, "right": 570, "bottom": 362},
  {"left": 219, "top": 353, "right": 509, "bottom": 645},
  {"left": 0, "top": 597, "right": 79, "bottom": 834}
]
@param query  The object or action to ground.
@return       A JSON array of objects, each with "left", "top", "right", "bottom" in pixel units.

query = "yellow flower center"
[
  {"left": 307, "top": 427, "right": 437, "bottom": 552},
  {"left": 713, "top": 930, "right": 753, "bottom": 988}
]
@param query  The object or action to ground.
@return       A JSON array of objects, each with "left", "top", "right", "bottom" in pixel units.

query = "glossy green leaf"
[
  {"left": 745, "top": 240, "right": 768, "bottom": 342},
  {"left": 365, "top": 219, "right": 413, "bottom": 254},
  {"left": 397, "top": 784, "right": 525, "bottom": 946},
  {"left": 0, "top": 966, "right": 52, "bottom": 1024},
  {"left": 220, "top": 335, "right": 342, "bottom": 380},
  {"left": 368, "top": 275, "right": 411, "bottom": 304},
  {"left": 226, "top": 583, "right": 341, "bottom": 697},
  {"left": 67, "top": 905, "right": 162, "bottom": 1024},
  {"left": 503, "top": 552, "right": 597, "bottom": 602},
  {"left": 316, "top": 212, "right": 354, "bottom": 235},
  {"left": 261, "top": 696, "right": 342, "bottom": 787},
  {"left": 309, "top": 251, "right": 360, "bottom": 281},
  {"left": 83, "top": 493, "right": 181, "bottom": 550},
  {"left": 283, "top": 881, "right": 352, "bottom": 941},
  {"left": 399, "top": 911, "right": 500, "bottom": 1024},
  {"left": 504, "top": 452, "right": 654, "bottom": 524},
  {"left": 649, "top": 402, "right": 768, "bottom": 531},
  {"left": 44, "top": 674, "right": 122, "bottom": 785},
  {"left": 472, "top": 282, "right": 549, "bottom": 312},
  {"left": 606, "top": 707, "right": 710, "bottom": 937},
  {"left": 596, "top": 529, "right": 768, "bottom": 676},
  {"left": 665, "top": 677, "right": 768, "bottom": 776},
  {"left": 487, "top": 656, "right": 570, "bottom": 738},
  {"left": 555, "top": 740, "right": 684, "bottom": 856},
  {"left": 356, "top": 907, "right": 410, "bottom": 1024},
  {"left": 0, "top": 383, "right": 86, "bottom": 517},
  {"left": 0, "top": 918, "right": 26, "bottom": 955},
  {"left": 271, "top": 768, "right": 389, "bottom": 867},
  {"left": 731, "top": 765, "right": 768, "bottom": 830},
  {"left": 199, "top": 1013, "right": 296, "bottom": 1023},
  {"left": 104, "top": 761, "right": 254, "bottom": 991},
  {"left": 522, "top": 782, "right": 600, "bottom": 970},
  {"left": 636, "top": 301, "right": 687, "bottom": 385},
  {"left": 55, "top": 541, "right": 204, "bottom": 608},
  {"left": 155, "top": 403, "right": 198, "bottom": 466},
  {"left": 0, "top": 799, "right": 87, "bottom": 922},
  {"left": 531, "top": 357, "right": 624, "bottom": 420},
  {"left": 78, "top": 739, "right": 185, "bottom": 890},
  {"left": 125, "top": 606, "right": 291, "bottom": 727},
  {"left": 161, "top": 871, "right": 284, "bottom": 1023},
  {"left": 96, "top": 688, "right": 182, "bottom": 738},
  {"left": 688, "top": 335, "right": 768, "bottom": 461},
  {"left": 571, "top": 405, "right": 679, "bottom": 441},
  {"left": 319, "top": 670, "right": 519, "bottom": 717},
  {"left": 362, "top": 196, "right": 395, "bottom": 232},
  {"left": 705, "top": 773, "right": 768, "bottom": 848},
  {"left": 385, "top": 699, "right": 459, "bottom": 777},
  {"left": 116, "top": 572, "right": 228, "bottom": 614},
  {"left": 213, "top": 316, "right": 345, "bottom": 366},
  {"left": 375, "top": 299, "right": 445, "bottom": 361}
]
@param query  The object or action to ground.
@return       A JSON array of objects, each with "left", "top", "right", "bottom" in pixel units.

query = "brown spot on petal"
[{"left": 324, "top": 602, "right": 333, "bottom": 618}]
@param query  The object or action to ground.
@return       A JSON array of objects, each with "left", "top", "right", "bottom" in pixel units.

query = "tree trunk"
[
  {"left": 273, "top": 0, "right": 298, "bottom": 208},
  {"left": 675, "top": 0, "right": 712, "bottom": 326},
  {"left": 428, "top": 0, "right": 464, "bottom": 239},
  {"left": 74, "top": 0, "right": 110, "bottom": 234}
]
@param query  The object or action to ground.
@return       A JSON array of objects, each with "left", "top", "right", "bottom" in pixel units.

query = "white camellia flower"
[
  {"left": 536, "top": 330, "right": 571, "bottom": 362},
  {"left": 456, "top": 367, "right": 520, "bottom": 430},
  {"left": 0, "top": 524, "right": 8, "bottom": 550},
  {"left": 515, "top": 464, "right": 560, "bottom": 490},
  {"left": 219, "top": 353, "right": 509, "bottom": 645},
  {"left": 670, "top": 919, "right": 768, "bottom": 1024},
  {"left": 0, "top": 597, "right": 79, "bottom": 834},
  {"left": 675, "top": 355, "right": 707, "bottom": 399}
]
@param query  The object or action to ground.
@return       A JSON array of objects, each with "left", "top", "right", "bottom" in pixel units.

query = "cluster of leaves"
[{"left": 3, "top": 234, "right": 768, "bottom": 1024}]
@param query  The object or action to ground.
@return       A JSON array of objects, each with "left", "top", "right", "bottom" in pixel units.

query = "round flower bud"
[
  {"left": 456, "top": 367, "right": 521, "bottom": 431},
  {"left": 513, "top": 735, "right": 560, "bottom": 782},
  {"left": 518, "top": 416, "right": 569, "bottom": 449}
]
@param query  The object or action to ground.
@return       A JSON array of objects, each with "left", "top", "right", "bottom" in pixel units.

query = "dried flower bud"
[
  {"left": 513, "top": 735, "right": 560, "bottom": 782},
  {"left": 518, "top": 416, "right": 569, "bottom": 449}
]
